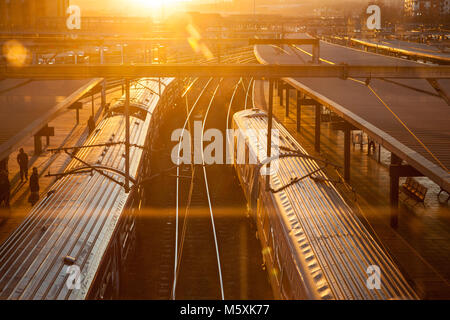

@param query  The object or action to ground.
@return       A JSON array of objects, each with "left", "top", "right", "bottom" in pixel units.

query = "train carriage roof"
[
  {"left": 0, "top": 78, "right": 175, "bottom": 300},
  {"left": 233, "top": 109, "right": 418, "bottom": 300}
]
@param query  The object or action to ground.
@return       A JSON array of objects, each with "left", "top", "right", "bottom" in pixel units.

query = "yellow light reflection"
[
  {"left": 186, "top": 24, "right": 214, "bottom": 61},
  {"left": 2, "top": 40, "right": 29, "bottom": 67}
]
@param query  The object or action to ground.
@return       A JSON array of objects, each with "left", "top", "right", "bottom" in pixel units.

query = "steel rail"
[
  {"left": 200, "top": 79, "right": 225, "bottom": 300},
  {"left": 244, "top": 78, "right": 254, "bottom": 110},
  {"left": 172, "top": 78, "right": 214, "bottom": 300}
]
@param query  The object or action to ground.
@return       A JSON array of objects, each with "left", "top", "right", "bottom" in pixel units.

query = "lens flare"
[
  {"left": 2, "top": 40, "right": 29, "bottom": 67},
  {"left": 186, "top": 24, "right": 214, "bottom": 61}
]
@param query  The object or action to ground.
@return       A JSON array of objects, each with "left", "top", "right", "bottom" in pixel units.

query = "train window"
[
  {"left": 256, "top": 199, "right": 264, "bottom": 229},
  {"left": 250, "top": 174, "right": 259, "bottom": 210},
  {"left": 245, "top": 142, "right": 249, "bottom": 165},
  {"left": 234, "top": 136, "right": 238, "bottom": 164},
  {"left": 258, "top": 203, "right": 264, "bottom": 225},
  {"left": 247, "top": 167, "right": 254, "bottom": 190}
]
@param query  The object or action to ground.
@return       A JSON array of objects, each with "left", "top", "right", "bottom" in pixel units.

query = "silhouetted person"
[
  {"left": 104, "top": 103, "right": 110, "bottom": 114},
  {"left": 28, "top": 167, "right": 40, "bottom": 206},
  {"left": 17, "top": 148, "right": 29, "bottom": 182},
  {"left": 0, "top": 156, "right": 8, "bottom": 173},
  {"left": 88, "top": 116, "right": 95, "bottom": 135},
  {"left": 0, "top": 169, "right": 10, "bottom": 208}
]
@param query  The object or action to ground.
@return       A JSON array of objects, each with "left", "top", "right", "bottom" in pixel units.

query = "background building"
[
  {"left": 404, "top": 0, "right": 448, "bottom": 16},
  {"left": 0, "top": 0, "right": 69, "bottom": 31}
]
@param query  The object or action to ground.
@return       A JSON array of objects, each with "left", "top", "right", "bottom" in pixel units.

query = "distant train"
[
  {"left": 232, "top": 109, "right": 418, "bottom": 300},
  {"left": 0, "top": 78, "right": 181, "bottom": 300}
]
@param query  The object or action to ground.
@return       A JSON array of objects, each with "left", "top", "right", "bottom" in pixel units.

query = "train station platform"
[
  {"left": 0, "top": 84, "right": 123, "bottom": 245},
  {"left": 0, "top": 78, "right": 103, "bottom": 162},
  {"left": 254, "top": 79, "right": 450, "bottom": 299},
  {"left": 254, "top": 35, "right": 450, "bottom": 224}
]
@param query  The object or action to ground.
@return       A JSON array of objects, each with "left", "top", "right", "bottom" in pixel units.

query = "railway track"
[
  {"left": 171, "top": 76, "right": 268, "bottom": 300},
  {"left": 119, "top": 49, "right": 272, "bottom": 299}
]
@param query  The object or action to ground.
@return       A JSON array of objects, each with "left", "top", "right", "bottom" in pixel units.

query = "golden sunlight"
[{"left": 132, "top": 0, "right": 188, "bottom": 10}]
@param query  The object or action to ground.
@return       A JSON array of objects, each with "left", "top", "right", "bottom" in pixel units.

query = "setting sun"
[{"left": 133, "top": 0, "right": 188, "bottom": 9}]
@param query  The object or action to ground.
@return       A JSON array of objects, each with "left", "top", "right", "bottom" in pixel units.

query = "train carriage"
[
  {"left": 232, "top": 108, "right": 418, "bottom": 300},
  {"left": 0, "top": 77, "right": 180, "bottom": 300}
]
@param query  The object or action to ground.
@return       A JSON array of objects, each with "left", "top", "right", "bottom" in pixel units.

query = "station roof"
[
  {"left": 0, "top": 78, "right": 103, "bottom": 161},
  {"left": 254, "top": 36, "right": 450, "bottom": 191}
]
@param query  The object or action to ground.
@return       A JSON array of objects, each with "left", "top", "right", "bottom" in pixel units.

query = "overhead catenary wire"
[{"left": 244, "top": 78, "right": 254, "bottom": 110}]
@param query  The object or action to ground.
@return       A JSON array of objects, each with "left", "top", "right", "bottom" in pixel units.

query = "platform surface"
[
  {"left": 255, "top": 35, "right": 450, "bottom": 191},
  {"left": 0, "top": 78, "right": 103, "bottom": 160}
]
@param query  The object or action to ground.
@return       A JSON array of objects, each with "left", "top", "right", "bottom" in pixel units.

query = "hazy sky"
[
  {"left": 70, "top": 0, "right": 383, "bottom": 16},
  {"left": 72, "top": 0, "right": 197, "bottom": 14}
]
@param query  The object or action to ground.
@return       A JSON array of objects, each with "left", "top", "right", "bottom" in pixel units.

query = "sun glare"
[{"left": 133, "top": 0, "right": 186, "bottom": 10}]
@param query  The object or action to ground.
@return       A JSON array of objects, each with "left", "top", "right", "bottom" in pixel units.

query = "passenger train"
[
  {"left": 231, "top": 108, "right": 418, "bottom": 300},
  {"left": 0, "top": 77, "right": 181, "bottom": 299}
]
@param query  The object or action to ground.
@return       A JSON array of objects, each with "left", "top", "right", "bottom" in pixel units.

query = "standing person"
[
  {"left": 17, "top": 148, "right": 29, "bottom": 182},
  {"left": 88, "top": 116, "right": 95, "bottom": 135},
  {"left": 29, "top": 167, "right": 39, "bottom": 206},
  {"left": 0, "top": 156, "right": 8, "bottom": 173},
  {"left": 0, "top": 169, "right": 10, "bottom": 208}
]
